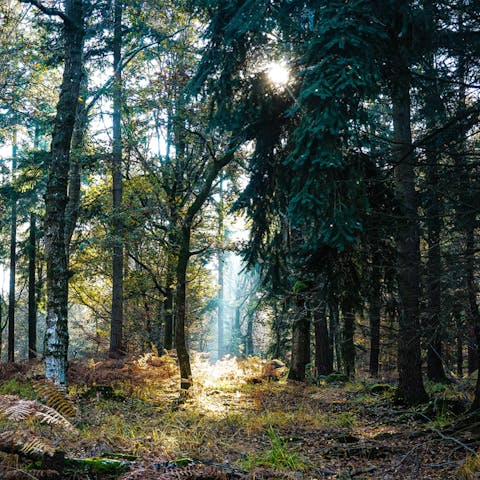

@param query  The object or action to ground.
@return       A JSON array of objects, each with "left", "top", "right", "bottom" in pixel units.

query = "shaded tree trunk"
[
  {"left": 329, "top": 299, "right": 341, "bottom": 371},
  {"left": 245, "top": 312, "right": 254, "bottom": 355},
  {"left": 7, "top": 131, "right": 17, "bottom": 363},
  {"left": 287, "top": 295, "right": 310, "bottom": 381},
  {"left": 467, "top": 229, "right": 480, "bottom": 410},
  {"left": 163, "top": 267, "right": 175, "bottom": 350},
  {"left": 391, "top": 63, "right": 428, "bottom": 404},
  {"left": 314, "top": 301, "right": 332, "bottom": 376},
  {"left": 422, "top": 50, "right": 447, "bottom": 382},
  {"left": 175, "top": 224, "right": 193, "bottom": 390},
  {"left": 28, "top": 213, "right": 37, "bottom": 359},
  {"left": 110, "top": 0, "right": 124, "bottom": 356},
  {"left": 43, "top": 0, "right": 85, "bottom": 386},
  {"left": 341, "top": 303, "right": 355, "bottom": 378},
  {"left": 369, "top": 263, "right": 381, "bottom": 377},
  {"left": 454, "top": 305, "right": 463, "bottom": 377}
]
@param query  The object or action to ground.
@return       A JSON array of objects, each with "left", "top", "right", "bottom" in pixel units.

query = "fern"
[
  {"left": 35, "top": 383, "right": 76, "bottom": 419},
  {"left": 0, "top": 392, "right": 76, "bottom": 479},
  {"left": 21, "top": 438, "right": 55, "bottom": 457}
]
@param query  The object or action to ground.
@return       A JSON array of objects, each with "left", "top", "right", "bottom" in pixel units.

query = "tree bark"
[
  {"left": 454, "top": 305, "right": 463, "bottom": 377},
  {"left": 110, "top": 0, "right": 124, "bottom": 356},
  {"left": 287, "top": 295, "right": 310, "bottom": 381},
  {"left": 163, "top": 267, "right": 175, "bottom": 350},
  {"left": 329, "top": 298, "right": 341, "bottom": 371},
  {"left": 65, "top": 74, "right": 87, "bottom": 254},
  {"left": 7, "top": 131, "right": 17, "bottom": 363},
  {"left": 28, "top": 213, "right": 37, "bottom": 359},
  {"left": 422, "top": 50, "right": 447, "bottom": 382},
  {"left": 369, "top": 262, "right": 381, "bottom": 377},
  {"left": 391, "top": 64, "right": 428, "bottom": 404},
  {"left": 467, "top": 228, "right": 480, "bottom": 410},
  {"left": 44, "top": 0, "right": 84, "bottom": 386},
  {"left": 314, "top": 301, "right": 332, "bottom": 376},
  {"left": 174, "top": 152, "right": 233, "bottom": 390},
  {"left": 217, "top": 179, "right": 225, "bottom": 360},
  {"left": 175, "top": 224, "right": 193, "bottom": 390},
  {"left": 341, "top": 303, "right": 355, "bottom": 378}
]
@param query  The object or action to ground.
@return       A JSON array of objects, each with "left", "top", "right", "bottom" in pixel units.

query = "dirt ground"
[{"left": 1, "top": 354, "right": 478, "bottom": 479}]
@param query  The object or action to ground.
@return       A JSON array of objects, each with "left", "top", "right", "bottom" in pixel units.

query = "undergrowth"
[{"left": 242, "top": 426, "right": 306, "bottom": 471}]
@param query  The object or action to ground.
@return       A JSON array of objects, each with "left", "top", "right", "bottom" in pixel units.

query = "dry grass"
[{"left": 0, "top": 354, "right": 473, "bottom": 479}]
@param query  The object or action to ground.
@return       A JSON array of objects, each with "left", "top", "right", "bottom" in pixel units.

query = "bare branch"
[{"left": 20, "top": 0, "right": 73, "bottom": 26}]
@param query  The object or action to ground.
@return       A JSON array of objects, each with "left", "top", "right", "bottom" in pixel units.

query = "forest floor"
[{"left": 1, "top": 354, "right": 480, "bottom": 480}]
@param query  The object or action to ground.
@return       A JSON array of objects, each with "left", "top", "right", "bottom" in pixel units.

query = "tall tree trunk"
[
  {"left": 425, "top": 154, "right": 446, "bottom": 381},
  {"left": 28, "top": 213, "right": 37, "bottom": 359},
  {"left": 175, "top": 224, "right": 192, "bottom": 390},
  {"left": 7, "top": 130, "right": 17, "bottom": 363},
  {"left": 65, "top": 74, "right": 87, "bottom": 254},
  {"left": 245, "top": 312, "right": 254, "bottom": 355},
  {"left": 341, "top": 302, "right": 355, "bottom": 378},
  {"left": 422, "top": 48, "right": 447, "bottom": 382},
  {"left": 314, "top": 300, "right": 332, "bottom": 376},
  {"left": 467, "top": 229, "right": 480, "bottom": 410},
  {"left": 454, "top": 305, "right": 463, "bottom": 377},
  {"left": 329, "top": 298, "right": 341, "bottom": 371},
  {"left": 217, "top": 180, "right": 225, "bottom": 359},
  {"left": 369, "top": 261, "right": 381, "bottom": 377},
  {"left": 110, "top": 0, "right": 124, "bottom": 356},
  {"left": 287, "top": 295, "right": 310, "bottom": 381},
  {"left": 44, "top": 0, "right": 84, "bottom": 386},
  {"left": 391, "top": 64, "right": 428, "bottom": 404},
  {"left": 163, "top": 266, "right": 174, "bottom": 350}
]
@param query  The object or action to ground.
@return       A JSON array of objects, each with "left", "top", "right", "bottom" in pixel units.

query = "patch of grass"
[
  {"left": 457, "top": 454, "right": 480, "bottom": 480},
  {"left": 0, "top": 378, "right": 36, "bottom": 399},
  {"left": 242, "top": 426, "right": 306, "bottom": 471},
  {"left": 334, "top": 412, "right": 358, "bottom": 429}
]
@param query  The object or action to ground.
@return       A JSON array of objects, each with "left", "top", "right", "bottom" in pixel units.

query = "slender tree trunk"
[
  {"left": 391, "top": 64, "right": 427, "bottom": 404},
  {"left": 110, "top": 0, "right": 124, "bottom": 356},
  {"left": 245, "top": 312, "right": 254, "bottom": 355},
  {"left": 329, "top": 298, "right": 340, "bottom": 371},
  {"left": 422, "top": 50, "right": 447, "bottom": 382},
  {"left": 44, "top": 0, "right": 84, "bottom": 386},
  {"left": 287, "top": 295, "right": 310, "bottom": 381},
  {"left": 65, "top": 74, "right": 87, "bottom": 254},
  {"left": 314, "top": 301, "right": 332, "bottom": 376},
  {"left": 28, "top": 213, "right": 37, "bottom": 359},
  {"left": 163, "top": 267, "right": 174, "bottom": 350},
  {"left": 7, "top": 131, "right": 17, "bottom": 363},
  {"left": 217, "top": 187, "right": 225, "bottom": 359},
  {"left": 454, "top": 305, "right": 463, "bottom": 377},
  {"left": 425, "top": 157, "right": 446, "bottom": 381},
  {"left": 341, "top": 302, "right": 355, "bottom": 378},
  {"left": 369, "top": 262, "right": 381, "bottom": 377},
  {"left": 175, "top": 224, "right": 192, "bottom": 390},
  {"left": 467, "top": 228, "right": 480, "bottom": 410}
]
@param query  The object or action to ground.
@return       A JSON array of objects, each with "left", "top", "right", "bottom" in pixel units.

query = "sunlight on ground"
[{"left": 189, "top": 354, "right": 262, "bottom": 415}]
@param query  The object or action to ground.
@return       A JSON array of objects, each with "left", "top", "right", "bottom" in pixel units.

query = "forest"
[{"left": 0, "top": 0, "right": 480, "bottom": 478}]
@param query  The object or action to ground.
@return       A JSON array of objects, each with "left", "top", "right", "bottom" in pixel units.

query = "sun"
[{"left": 266, "top": 61, "right": 290, "bottom": 86}]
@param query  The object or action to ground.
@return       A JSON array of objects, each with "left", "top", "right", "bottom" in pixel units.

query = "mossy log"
[{"left": 65, "top": 457, "right": 131, "bottom": 475}]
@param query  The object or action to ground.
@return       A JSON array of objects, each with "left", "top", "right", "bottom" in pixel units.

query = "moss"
[{"left": 65, "top": 457, "right": 131, "bottom": 475}]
